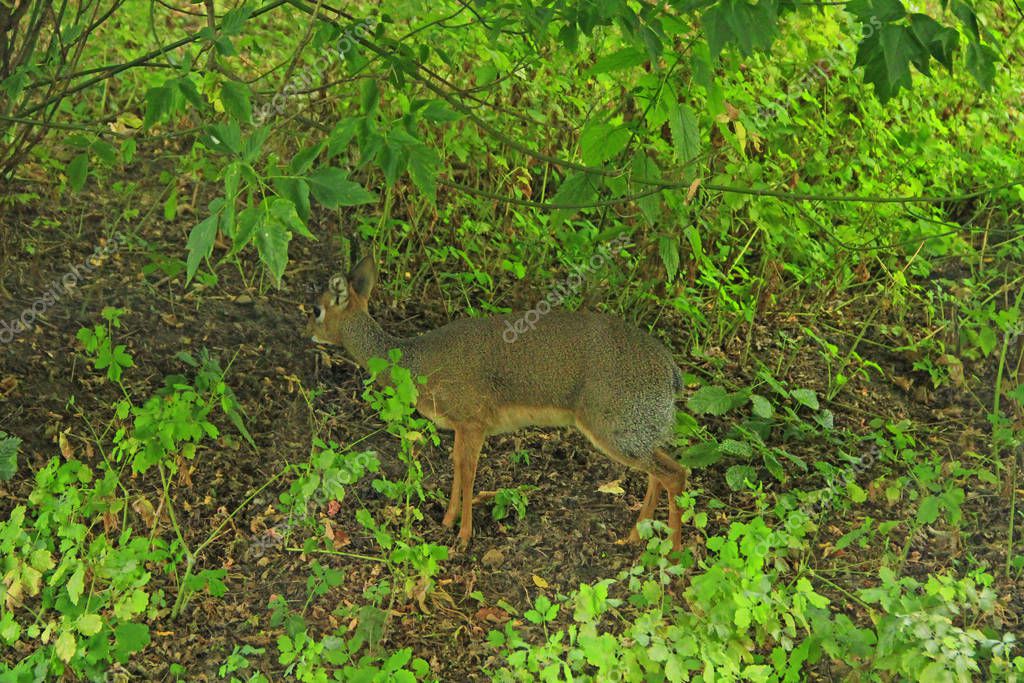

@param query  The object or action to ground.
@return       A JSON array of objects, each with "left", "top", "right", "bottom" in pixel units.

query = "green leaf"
[
  {"left": 908, "top": 14, "right": 958, "bottom": 72},
  {"left": 186, "top": 213, "right": 220, "bottom": 285},
  {"left": 917, "top": 495, "right": 941, "bottom": 524},
  {"left": 307, "top": 166, "right": 377, "bottom": 207},
  {"left": 0, "top": 612, "right": 21, "bottom": 644},
  {"left": 658, "top": 236, "right": 679, "bottom": 282},
  {"left": 327, "top": 117, "right": 361, "bottom": 158},
  {"left": 856, "top": 25, "right": 919, "bottom": 101},
  {"left": 587, "top": 47, "right": 648, "bottom": 75},
  {"left": 288, "top": 142, "right": 325, "bottom": 175},
  {"left": 952, "top": 0, "right": 979, "bottom": 41},
  {"left": 220, "top": 81, "right": 252, "bottom": 124},
  {"left": 419, "top": 99, "right": 462, "bottom": 122},
  {"left": 791, "top": 388, "right": 820, "bottom": 410},
  {"left": 681, "top": 442, "right": 723, "bottom": 468},
  {"left": 847, "top": 0, "right": 906, "bottom": 22},
  {"left": 143, "top": 85, "right": 174, "bottom": 130},
  {"left": 666, "top": 99, "right": 700, "bottom": 164},
  {"left": 266, "top": 196, "right": 314, "bottom": 239},
  {"left": 966, "top": 40, "right": 996, "bottom": 90},
  {"left": 702, "top": 0, "right": 779, "bottom": 58},
  {"left": 580, "top": 123, "right": 630, "bottom": 166},
  {"left": 77, "top": 614, "right": 103, "bottom": 636},
  {"left": 750, "top": 394, "right": 773, "bottom": 419},
  {"left": 255, "top": 202, "right": 292, "bottom": 286},
  {"left": 687, "top": 385, "right": 732, "bottom": 415},
  {"left": 67, "top": 154, "right": 89, "bottom": 191},
  {"left": 113, "top": 622, "right": 151, "bottom": 660},
  {"left": 55, "top": 631, "right": 76, "bottom": 663},
  {"left": 725, "top": 464, "right": 757, "bottom": 491},
  {"left": 407, "top": 144, "right": 439, "bottom": 203},
  {"left": 206, "top": 121, "right": 242, "bottom": 154},
  {"left": 273, "top": 177, "right": 311, "bottom": 223},
  {"left": 550, "top": 171, "right": 598, "bottom": 206},
  {"left": 67, "top": 566, "right": 85, "bottom": 605},
  {"left": 847, "top": 481, "right": 867, "bottom": 503},
  {"left": 0, "top": 431, "right": 22, "bottom": 481},
  {"left": 361, "top": 78, "right": 380, "bottom": 113},
  {"left": 720, "top": 439, "right": 752, "bottom": 457}
]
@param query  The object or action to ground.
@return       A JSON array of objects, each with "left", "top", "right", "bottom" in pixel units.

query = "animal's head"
[{"left": 308, "top": 255, "right": 377, "bottom": 345}]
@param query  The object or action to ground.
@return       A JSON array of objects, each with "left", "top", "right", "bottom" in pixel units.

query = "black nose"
[{"left": 313, "top": 305, "right": 322, "bottom": 318}]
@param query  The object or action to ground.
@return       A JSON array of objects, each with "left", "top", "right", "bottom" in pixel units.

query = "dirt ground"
[{"left": 1, "top": 172, "right": 1021, "bottom": 680}]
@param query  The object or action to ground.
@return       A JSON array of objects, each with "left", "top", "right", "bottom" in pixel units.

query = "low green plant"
[
  {"left": 75, "top": 306, "right": 134, "bottom": 385},
  {"left": 491, "top": 485, "right": 536, "bottom": 523},
  {"left": 0, "top": 459, "right": 161, "bottom": 679}
]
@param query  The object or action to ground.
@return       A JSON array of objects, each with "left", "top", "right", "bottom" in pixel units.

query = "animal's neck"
[{"left": 341, "top": 309, "right": 403, "bottom": 369}]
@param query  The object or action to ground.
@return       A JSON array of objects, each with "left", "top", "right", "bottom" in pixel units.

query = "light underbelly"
[
  {"left": 416, "top": 403, "right": 577, "bottom": 435},
  {"left": 487, "top": 405, "right": 576, "bottom": 435}
]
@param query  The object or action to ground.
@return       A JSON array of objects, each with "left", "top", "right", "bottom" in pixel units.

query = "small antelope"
[{"left": 309, "top": 255, "right": 689, "bottom": 549}]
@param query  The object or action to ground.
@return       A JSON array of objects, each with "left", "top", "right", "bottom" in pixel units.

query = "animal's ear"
[{"left": 348, "top": 255, "right": 377, "bottom": 299}]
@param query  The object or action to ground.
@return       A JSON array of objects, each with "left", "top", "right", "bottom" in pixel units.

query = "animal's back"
[{"left": 401, "top": 311, "right": 680, "bottom": 440}]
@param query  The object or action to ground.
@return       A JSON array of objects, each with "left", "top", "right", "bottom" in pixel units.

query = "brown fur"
[{"left": 309, "top": 256, "right": 689, "bottom": 549}]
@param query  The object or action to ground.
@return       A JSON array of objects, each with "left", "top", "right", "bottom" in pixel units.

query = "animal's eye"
[{"left": 313, "top": 305, "right": 324, "bottom": 321}]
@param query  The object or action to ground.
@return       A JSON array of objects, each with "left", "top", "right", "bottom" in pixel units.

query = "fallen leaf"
[
  {"left": 597, "top": 479, "right": 625, "bottom": 495},
  {"left": 59, "top": 431, "right": 74, "bottom": 460},
  {"left": 531, "top": 574, "right": 549, "bottom": 589}
]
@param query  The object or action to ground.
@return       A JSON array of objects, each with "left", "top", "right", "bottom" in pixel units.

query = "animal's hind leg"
[
  {"left": 441, "top": 435, "right": 464, "bottom": 529},
  {"left": 577, "top": 420, "right": 686, "bottom": 548},
  {"left": 627, "top": 474, "right": 663, "bottom": 543},
  {"left": 654, "top": 448, "right": 688, "bottom": 550}
]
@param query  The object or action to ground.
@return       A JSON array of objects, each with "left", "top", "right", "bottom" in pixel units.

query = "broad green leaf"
[
  {"left": 185, "top": 213, "right": 220, "bottom": 285},
  {"left": 273, "top": 176, "right": 311, "bottom": 222},
  {"left": 587, "top": 48, "right": 648, "bottom": 75},
  {"left": 687, "top": 385, "right": 733, "bottom": 415},
  {"left": 113, "top": 622, "right": 151, "bottom": 660},
  {"left": 255, "top": 203, "right": 292, "bottom": 287},
  {"left": 952, "top": 0, "right": 979, "bottom": 41},
  {"left": 580, "top": 123, "right": 630, "bottom": 166},
  {"left": 750, "top": 394, "right": 773, "bottom": 419},
  {"left": 307, "top": 166, "right": 377, "bottom": 207},
  {"left": 143, "top": 85, "right": 174, "bottom": 130},
  {"left": 847, "top": 481, "right": 867, "bottom": 503},
  {"left": 206, "top": 121, "right": 242, "bottom": 154},
  {"left": 67, "top": 154, "right": 89, "bottom": 191},
  {"left": 658, "top": 236, "right": 679, "bottom": 282},
  {"left": 702, "top": 0, "right": 779, "bottom": 58},
  {"left": 77, "top": 614, "right": 102, "bottom": 636},
  {"left": 791, "top": 388, "right": 820, "bottom": 410},
  {"left": 0, "top": 431, "right": 20, "bottom": 481},
  {"left": 720, "top": 439, "right": 752, "bottom": 457},
  {"left": 0, "top": 612, "right": 20, "bottom": 644},
  {"left": 266, "top": 196, "right": 313, "bottom": 239},
  {"left": 966, "top": 40, "right": 996, "bottom": 90},
  {"left": 220, "top": 81, "right": 252, "bottom": 123},
  {"left": 419, "top": 99, "right": 462, "bottom": 122},
  {"left": 67, "top": 566, "right": 85, "bottom": 605},
  {"left": 667, "top": 99, "right": 700, "bottom": 164},
  {"left": 327, "top": 117, "right": 361, "bottom": 158},
  {"left": 407, "top": 144, "right": 439, "bottom": 203},
  {"left": 681, "top": 442, "right": 722, "bottom": 468},
  {"left": 917, "top": 495, "right": 941, "bottom": 524},
  {"left": 549, "top": 172, "right": 598, "bottom": 208},
  {"left": 55, "top": 631, "right": 76, "bottom": 663},
  {"left": 289, "top": 142, "right": 325, "bottom": 175},
  {"left": 361, "top": 78, "right": 380, "bottom": 113},
  {"left": 725, "top": 464, "right": 757, "bottom": 491}
]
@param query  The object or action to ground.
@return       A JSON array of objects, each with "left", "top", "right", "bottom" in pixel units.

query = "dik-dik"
[{"left": 309, "top": 256, "right": 689, "bottom": 549}]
